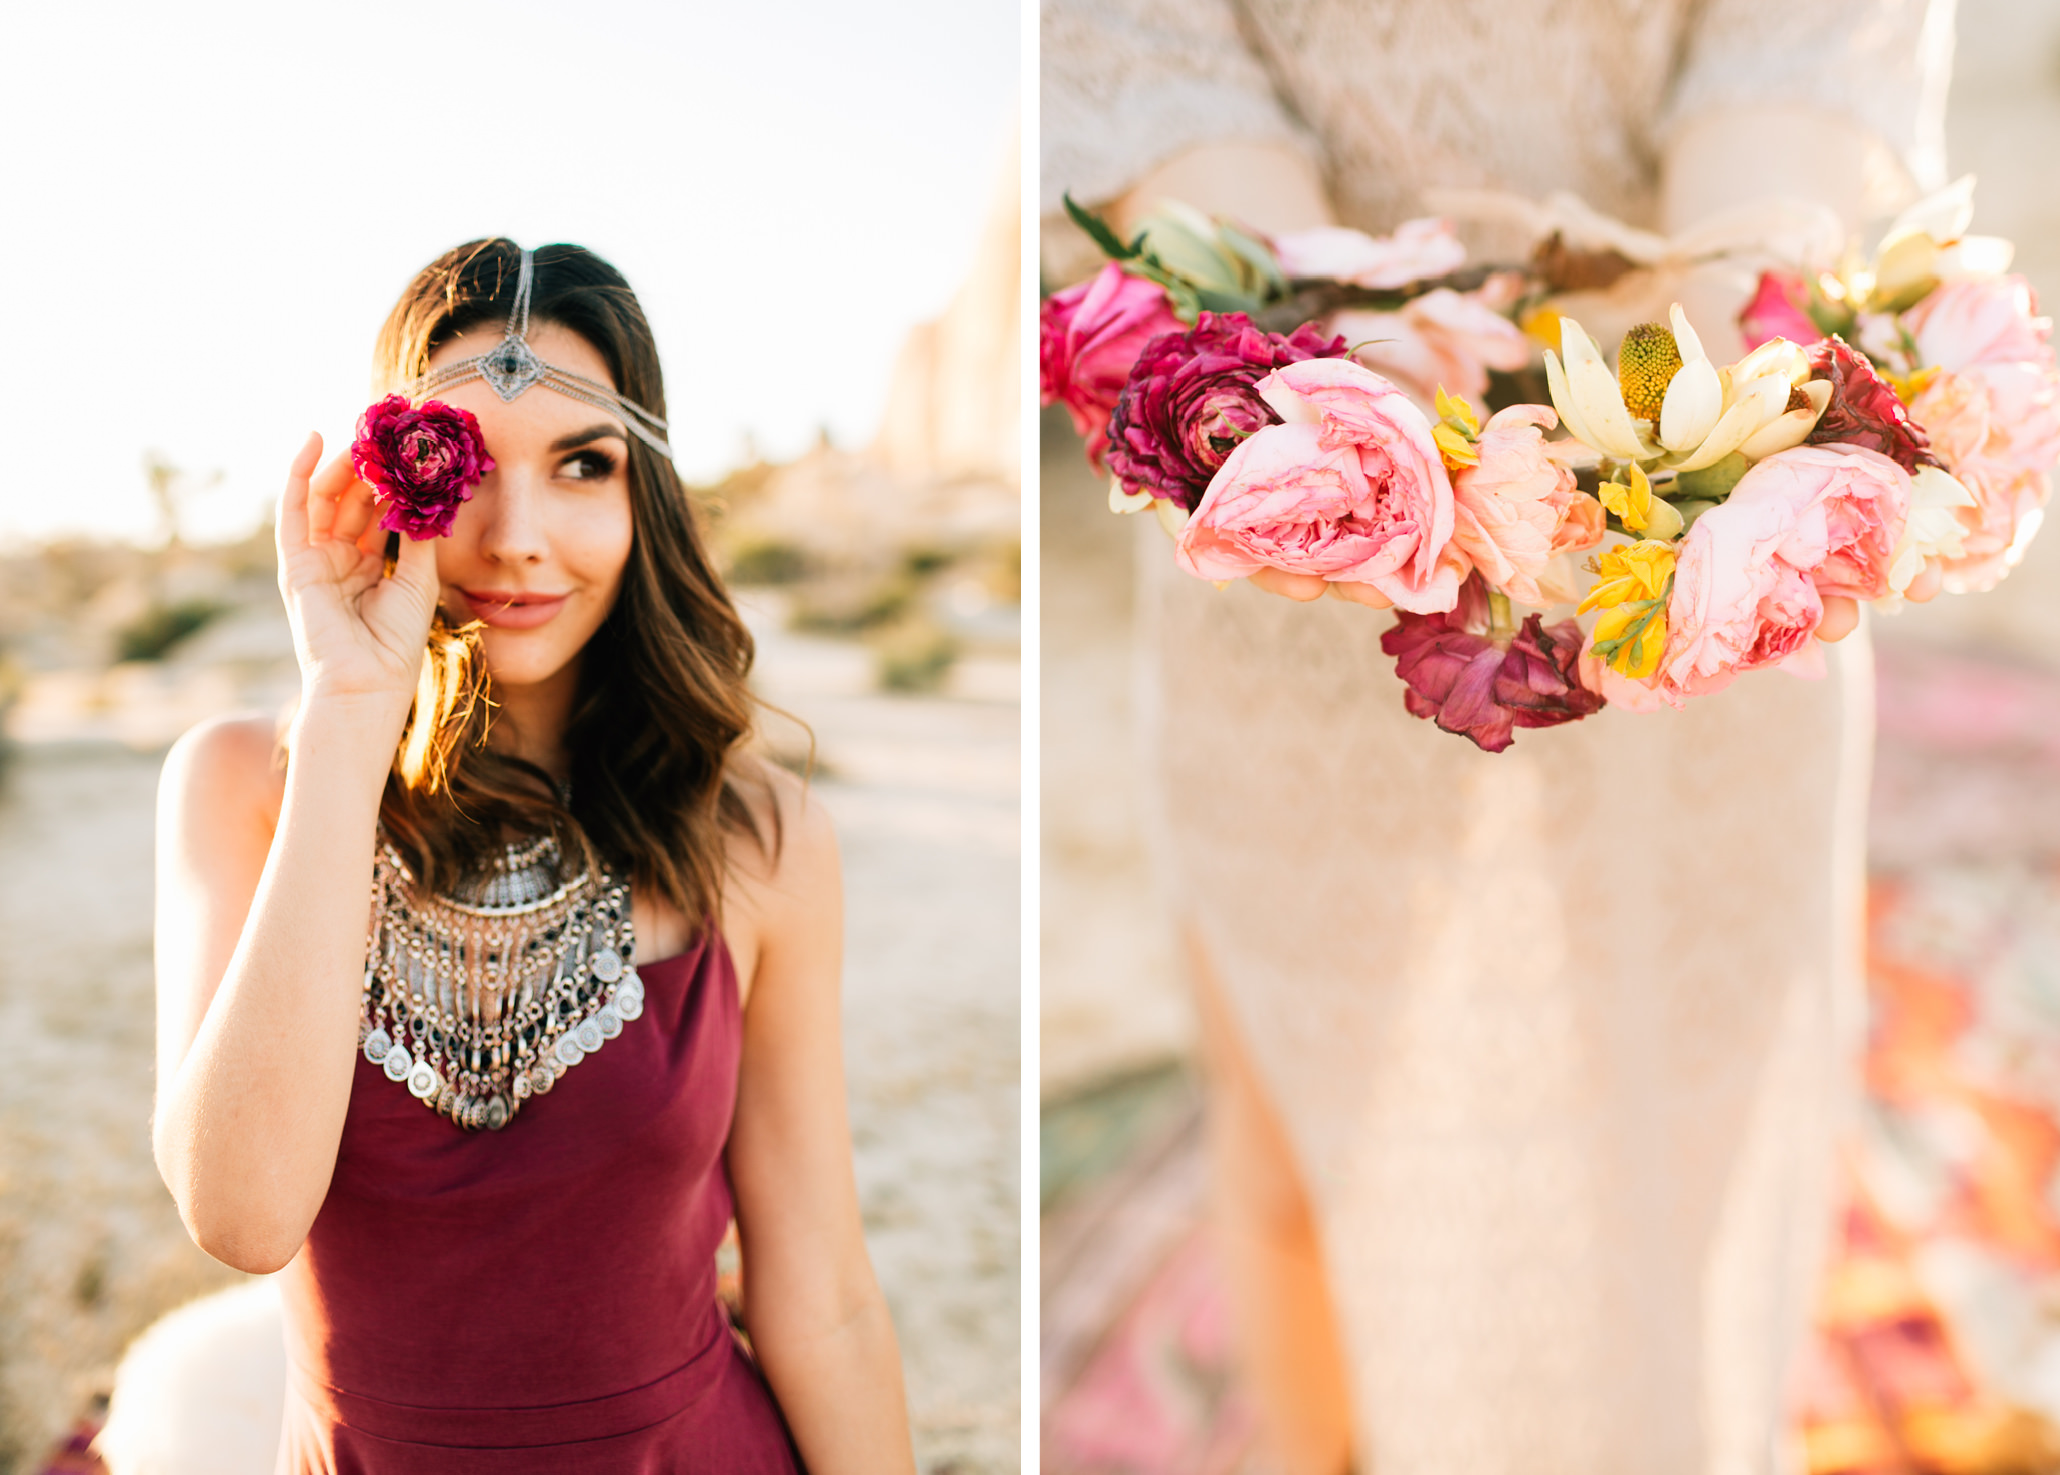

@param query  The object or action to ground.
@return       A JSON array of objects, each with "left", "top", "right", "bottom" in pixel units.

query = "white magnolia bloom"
[
  {"left": 1881, "top": 463, "right": 1976, "bottom": 607},
  {"left": 1544, "top": 305, "right": 1825, "bottom": 472},
  {"left": 1543, "top": 315, "right": 1659, "bottom": 462}
]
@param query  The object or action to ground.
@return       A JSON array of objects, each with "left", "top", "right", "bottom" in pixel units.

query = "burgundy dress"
[{"left": 277, "top": 932, "right": 801, "bottom": 1473}]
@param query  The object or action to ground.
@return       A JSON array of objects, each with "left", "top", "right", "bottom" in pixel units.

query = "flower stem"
[{"left": 1487, "top": 589, "right": 1516, "bottom": 639}]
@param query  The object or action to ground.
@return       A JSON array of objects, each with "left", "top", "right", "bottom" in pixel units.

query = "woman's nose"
[{"left": 474, "top": 470, "right": 548, "bottom": 566}]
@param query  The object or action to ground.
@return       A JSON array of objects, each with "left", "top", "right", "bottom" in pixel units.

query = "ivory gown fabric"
[{"left": 1042, "top": 3, "right": 1951, "bottom": 1470}]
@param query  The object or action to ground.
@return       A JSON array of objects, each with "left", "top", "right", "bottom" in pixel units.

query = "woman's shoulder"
[
  {"left": 726, "top": 753, "right": 838, "bottom": 894},
  {"left": 720, "top": 755, "right": 840, "bottom": 1007},
  {"left": 161, "top": 712, "right": 288, "bottom": 831}
]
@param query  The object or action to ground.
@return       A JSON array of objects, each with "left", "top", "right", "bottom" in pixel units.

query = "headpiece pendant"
[{"left": 406, "top": 247, "right": 674, "bottom": 458}]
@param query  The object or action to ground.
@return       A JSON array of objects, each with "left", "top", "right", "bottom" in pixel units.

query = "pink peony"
[
  {"left": 1657, "top": 444, "right": 1909, "bottom": 701},
  {"left": 1270, "top": 217, "right": 1466, "bottom": 289},
  {"left": 350, "top": 395, "right": 495, "bottom": 540},
  {"left": 1448, "top": 404, "right": 1602, "bottom": 607},
  {"left": 1739, "top": 270, "right": 1818, "bottom": 351},
  {"left": 1909, "top": 370, "right": 2055, "bottom": 590},
  {"left": 1749, "top": 444, "right": 1911, "bottom": 600},
  {"left": 1328, "top": 287, "right": 1533, "bottom": 407},
  {"left": 1381, "top": 577, "right": 1603, "bottom": 753},
  {"left": 1039, "top": 264, "right": 1183, "bottom": 469},
  {"left": 1174, "top": 358, "right": 1459, "bottom": 612},
  {"left": 1902, "top": 276, "right": 2060, "bottom": 590},
  {"left": 1906, "top": 275, "right": 2054, "bottom": 372}
]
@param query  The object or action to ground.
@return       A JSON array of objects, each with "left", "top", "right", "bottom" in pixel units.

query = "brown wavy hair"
[{"left": 369, "top": 239, "right": 773, "bottom": 929}]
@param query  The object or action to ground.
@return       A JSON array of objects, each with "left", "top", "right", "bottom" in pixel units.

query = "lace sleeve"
[
  {"left": 1040, "top": 0, "right": 1315, "bottom": 216},
  {"left": 1660, "top": 0, "right": 1956, "bottom": 190}
]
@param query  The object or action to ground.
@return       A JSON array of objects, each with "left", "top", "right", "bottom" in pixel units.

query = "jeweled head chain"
[{"left": 406, "top": 247, "right": 674, "bottom": 459}]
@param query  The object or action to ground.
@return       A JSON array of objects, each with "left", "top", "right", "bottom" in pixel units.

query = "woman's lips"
[{"left": 455, "top": 589, "right": 571, "bottom": 629}]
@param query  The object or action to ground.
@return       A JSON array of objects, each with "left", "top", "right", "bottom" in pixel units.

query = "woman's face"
[{"left": 420, "top": 321, "right": 636, "bottom": 692}]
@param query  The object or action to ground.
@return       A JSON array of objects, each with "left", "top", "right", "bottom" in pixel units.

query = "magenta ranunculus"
[
  {"left": 1173, "top": 357, "right": 1460, "bottom": 611},
  {"left": 1038, "top": 264, "right": 1183, "bottom": 470},
  {"left": 1380, "top": 577, "right": 1603, "bottom": 753},
  {"left": 1104, "top": 313, "right": 1347, "bottom": 510},
  {"left": 1739, "top": 270, "right": 1818, "bottom": 351},
  {"left": 1804, "top": 337, "right": 1938, "bottom": 473},
  {"left": 351, "top": 396, "right": 496, "bottom": 540}
]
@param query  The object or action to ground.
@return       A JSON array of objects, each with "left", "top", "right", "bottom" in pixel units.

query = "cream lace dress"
[{"left": 1043, "top": 3, "right": 1951, "bottom": 1471}]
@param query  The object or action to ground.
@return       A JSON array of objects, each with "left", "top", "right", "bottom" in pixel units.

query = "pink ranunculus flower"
[
  {"left": 351, "top": 396, "right": 495, "bottom": 540},
  {"left": 1739, "top": 270, "right": 1818, "bottom": 351},
  {"left": 1449, "top": 404, "right": 1603, "bottom": 607},
  {"left": 1038, "top": 264, "right": 1183, "bottom": 469},
  {"left": 1270, "top": 217, "right": 1466, "bottom": 289},
  {"left": 1328, "top": 287, "right": 1533, "bottom": 407},
  {"left": 1656, "top": 443, "right": 1909, "bottom": 702},
  {"left": 1902, "top": 276, "right": 2060, "bottom": 590},
  {"left": 1174, "top": 358, "right": 1460, "bottom": 612}
]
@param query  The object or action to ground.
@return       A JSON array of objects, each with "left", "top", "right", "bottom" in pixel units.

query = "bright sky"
[{"left": 0, "top": 0, "right": 1018, "bottom": 546}]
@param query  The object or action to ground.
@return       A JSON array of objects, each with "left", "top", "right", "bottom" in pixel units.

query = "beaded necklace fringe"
[{"left": 359, "top": 833, "right": 645, "bottom": 1131}]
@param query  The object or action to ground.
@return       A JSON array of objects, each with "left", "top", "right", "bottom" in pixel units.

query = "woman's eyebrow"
[{"left": 547, "top": 424, "right": 629, "bottom": 452}]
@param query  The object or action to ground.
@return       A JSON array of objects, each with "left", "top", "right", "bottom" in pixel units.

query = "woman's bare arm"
[
  {"left": 724, "top": 772, "right": 915, "bottom": 1473},
  {"left": 153, "top": 434, "right": 437, "bottom": 1272}
]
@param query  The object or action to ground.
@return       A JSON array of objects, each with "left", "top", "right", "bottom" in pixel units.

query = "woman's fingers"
[
  {"left": 1249, "top": 567, "right": 1329, "bottom": 602},
  {"left": 275, "top": 432, "right": 323, "bottom": 561},
  {"left": 352, "top": 515, "right": 390, "bottom": 561},
  {"left": 1325, "top": 580, "right": 1393, "bottom": 610},
  {"left": 331, "top": 473, "right": 383, "bottom": 547},
  {"left": 1816, "top": 595, "right": 1860, "bottom": 643},
  {"left": 390, "top": 524, "right": 441, "bottom": 600},
  {"left": 1906, "top": 559, "right": 1944, "bottom": 604},
  {"left": 304, "top": 450, "right": 362, "bottom": 546}
]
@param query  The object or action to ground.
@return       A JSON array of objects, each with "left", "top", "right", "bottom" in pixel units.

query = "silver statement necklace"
[{"left": 358, "top": 832, "right": 646, "bottom": 1131}]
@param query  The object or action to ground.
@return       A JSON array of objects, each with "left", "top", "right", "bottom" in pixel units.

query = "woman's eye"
[{"left": 561, "top": 450, "right": 617, "bottom": 481}]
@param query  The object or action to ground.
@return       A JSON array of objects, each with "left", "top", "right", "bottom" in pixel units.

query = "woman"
[
  {"left": 1044, "top": 2, "right": 1952, "bottom": 1472},
  {"left": 152, "top": 241, "right": 915, "bottom": 1471}
]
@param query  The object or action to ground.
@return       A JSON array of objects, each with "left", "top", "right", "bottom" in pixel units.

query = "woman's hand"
[
  {"left": 1246, "top": 567, "right": 1395, "bottom": 608},
  {"left": 156, "top": 434, "right": 444, "bottom": 1273},
  {"left": 275, "top": 432, "right": 441, "bottom": 719}
]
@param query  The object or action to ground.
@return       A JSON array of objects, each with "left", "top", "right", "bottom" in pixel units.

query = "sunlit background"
[{"left": 0, "top": 0, "right": 1016, "bottom": 545}]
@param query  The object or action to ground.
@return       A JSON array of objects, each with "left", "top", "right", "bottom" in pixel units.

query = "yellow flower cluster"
[
  {"left": 1578, "top": 540, "right": 1675, "bottom": 679},
  {"left": 1430, "top": 386, "right": 1481, "bottom": 471}
]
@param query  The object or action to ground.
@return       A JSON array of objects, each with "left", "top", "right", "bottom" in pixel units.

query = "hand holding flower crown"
[{"left": 1049, "top": 185, "right": 2057, "bottom": 750}]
